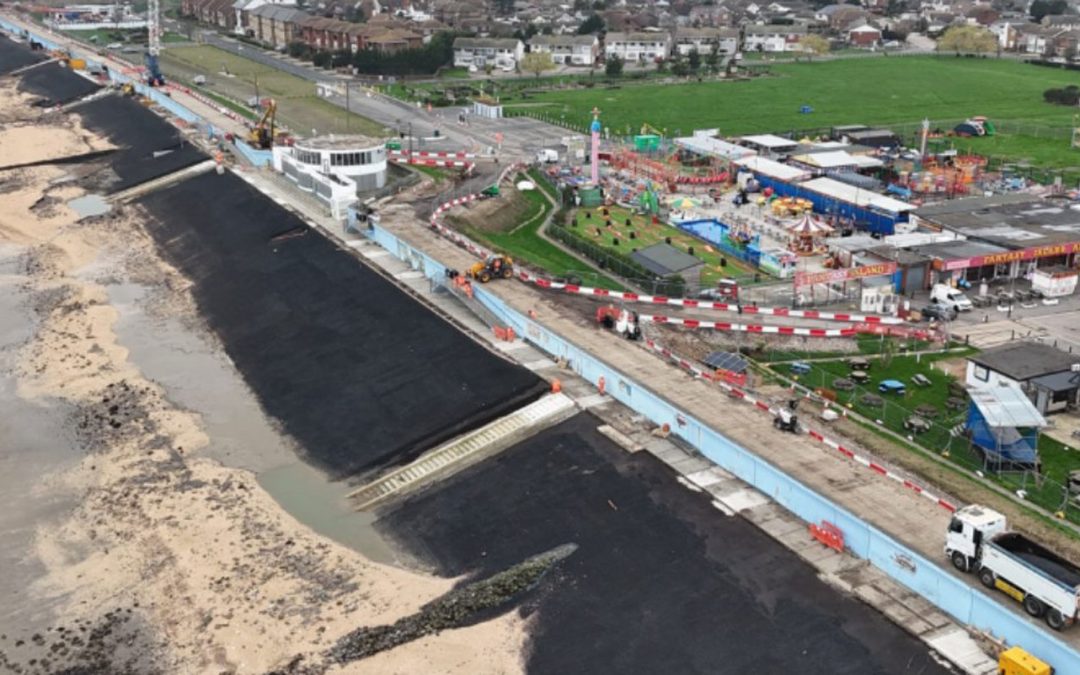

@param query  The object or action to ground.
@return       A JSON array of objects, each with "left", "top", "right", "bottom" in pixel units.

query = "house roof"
[
  {"left": 968, "top": 382, "right": 1047, "bottom": 429},
  {"left": 970, "top": 341, "right": 1080, "bottom": 381},
  {"left": 744, "top": 23, "right": 807, "bottom": 34},
  {"left": 605, "top": 31, "right": 672, "bottom": 43},
  {"left": 733, "top": 155, "right": 809, "bottom": 181},
  {"left": 630, "top": 243, "right": 703, "bottom": 276},
  {"left": 673, "top": 27, "right": 739, "bottom": 39},
  {"left": 453, "top": 37, "right": 522, "bottom": 49},
  {"left": 250, "top": 4, "right": 308, "bottom": 20},
  {"left": 528, "top": 34, "right": 597, "bottom": 46}
]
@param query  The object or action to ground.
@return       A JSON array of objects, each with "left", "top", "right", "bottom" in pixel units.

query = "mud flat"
[
  {"left": 136, "top": 170, "right": 547, "bottom": 478},
  {"left": 377, "top": 414, "right": 953, "bottom": 675}
]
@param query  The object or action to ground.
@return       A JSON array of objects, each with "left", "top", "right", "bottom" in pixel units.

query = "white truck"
[
  {"left": 930, "top": 283, "right": 973, "bottom": 312},
  {"left": 536, "top": 149, "right": 559, "bottom": 164},
  {"left": 946, "top": 505, "right": 1080, "bottom": 630}
]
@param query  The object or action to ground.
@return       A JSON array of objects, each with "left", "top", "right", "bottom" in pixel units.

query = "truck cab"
[{"left": 945, "top": 505, "right": 1008, "bottom": 572}]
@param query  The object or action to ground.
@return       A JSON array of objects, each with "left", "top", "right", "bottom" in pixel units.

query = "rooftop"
[
  {"left": 969, "top": 341, "right": 1080, "bottom": 381},
  {"left": 296, "top": 134, "right": 385, "bottom": 149},
  {"left": 968, "top": 381, "right": 1047, "bottom": 429},
  {"left": 630, "top": 243, "right": 704, "bottom": 276},
  {"left": 733, "top": 156, "right": 810, "bottom": 181},
  {"left": 739, "top": 133, "right": 799, "bottom": 150},
  {"left": 913, "top": 239, "right": 1008, "bottom": 261},
  {"left": 914, "top": 196, "right": 1080, "bottom": 248},
  {"left": 799, "top": 177, "right": 914, "bottom": 214}
]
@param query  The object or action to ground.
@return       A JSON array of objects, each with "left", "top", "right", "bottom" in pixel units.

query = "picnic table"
[
  {"left": 848, "top": 357, "right": 870, "bottom": 370},
  {"left": 904, "top": 415, "right": 931, "bottom": 433},
  {"left": 850, "top": 370, "right": 870, "bottom": 384},
  {"left": 878, "top": 379, "right": 906, "bottom": 395}
]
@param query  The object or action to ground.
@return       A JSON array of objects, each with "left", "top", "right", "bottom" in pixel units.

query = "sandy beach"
[{"left": 0, "top": 77, "right": 527, "bottom": 674}]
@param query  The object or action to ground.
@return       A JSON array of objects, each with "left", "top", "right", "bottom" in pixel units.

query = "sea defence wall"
[
  {"left": 360, "top": 213, "right": 1080, "bottom": 673},
  {"left": 4, "top": 17, "right": 1075, "bottom": 668}
]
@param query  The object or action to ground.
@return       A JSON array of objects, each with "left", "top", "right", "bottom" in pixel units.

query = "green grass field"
[
  {"left": 161, "top": 45, "right": 387, "bottom": 137},
  {"left": 568, "top": 204, "right": 757, "bottom": 286},
  {"left": 451, "top": 171, "right": 624, "bottom": 290},
  {"left": 789, "top": 354, "right": 1080, "bottom": 522},
  {"left": 506, "top": 57, "right": 1080, "bottom": 177}
]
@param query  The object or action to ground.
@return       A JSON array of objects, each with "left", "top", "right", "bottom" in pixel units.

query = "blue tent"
[{"left": 965, "top": 383, "right": 1046, "bottom": 469}]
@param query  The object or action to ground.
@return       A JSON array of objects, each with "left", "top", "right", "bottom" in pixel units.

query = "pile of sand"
[{"left": 0, "top": 78, "right": 529, "bottom": 674}]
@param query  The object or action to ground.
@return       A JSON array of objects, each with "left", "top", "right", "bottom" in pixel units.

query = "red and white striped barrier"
[
  {"left": 390, "top": 149, "right": 476, "bottom": 160},
  {"left": 427, "top": 184, "right": 957, "bottom": 513},
  {"left": 517, "top": 270, "right": 904, "bottom": 325},
  {"left": 642, "top": 338, "right": 958, "bottom": 513},
  {"left": 637, "top": 314, "right": 858, "bottom": 336},
  {"left": 394, "top": 156, "right": 472, "bottom": 169}
]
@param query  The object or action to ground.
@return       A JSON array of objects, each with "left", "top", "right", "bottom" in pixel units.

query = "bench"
[{"left": 912, "top": 373, "right": 932, "bottom": 387}]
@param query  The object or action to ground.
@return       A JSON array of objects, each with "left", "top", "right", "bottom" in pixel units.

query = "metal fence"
[{"left": 790, "top": 362, "right": 1080, "bottom": 528}]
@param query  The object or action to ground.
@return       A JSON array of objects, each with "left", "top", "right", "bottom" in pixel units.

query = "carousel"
[{"left": 787, "top": 213, "right": 834, "bottom": 256}]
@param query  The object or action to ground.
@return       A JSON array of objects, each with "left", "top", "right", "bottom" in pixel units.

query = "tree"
[
  {"left": 577, "top": 13, "right": 604, "bottom": 34},
  {"left": 605, "top": 53, "right": 623, "bottom": 77},
  {"left": 687, "top": 48, "right": 701, "bottom": 71},
  {"left": 936, "top": 25, "right": 996, "bottom": 54},
  {"left": 1029, "top": 0, "right": 1067, "bottom": 22},
  {"left": 521, "top": 51, "right": 556, "bottom": 78},
  {"left": 799, "top": 34, "right": 830, "bottom": 60},
  {"left": 704, "top": 44, "right": 721, "bottom": 73}
]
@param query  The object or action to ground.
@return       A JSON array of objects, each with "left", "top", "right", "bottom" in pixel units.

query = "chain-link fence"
[{"left": 790, "top": 362, "right": 1080, "bottom": 527}]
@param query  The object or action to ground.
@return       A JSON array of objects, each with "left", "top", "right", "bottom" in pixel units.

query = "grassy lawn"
[
  {"left": 160, "top": 45, "right": 388, "bottom": 136},
  {"left": 451, "top": 175, "right": 624, "bottom": 290},
  {"left": 567, "top": 204, "right": 758, "bottom": 287},
  {"left": 504, "top": 57, "right": 1080, "bottom": 176},
  {"left": 757, "top": 335, "right": 936, "bottom": 363},
  {"left": 784, "top": 353, "right": 1080, "bottom": 522}
]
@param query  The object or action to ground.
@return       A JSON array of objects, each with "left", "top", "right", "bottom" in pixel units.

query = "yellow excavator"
[{"left": 246, "top": 99, "right": 278, "bottom": 149}]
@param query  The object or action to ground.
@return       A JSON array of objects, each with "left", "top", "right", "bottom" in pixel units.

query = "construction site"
[{"left": 2, "top": 11, "right": 1080, "bottom": 675}]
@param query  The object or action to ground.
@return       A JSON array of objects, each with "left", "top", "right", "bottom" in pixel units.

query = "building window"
[{"left": 973, "top": 365, "right": 989, "bottom": 382}]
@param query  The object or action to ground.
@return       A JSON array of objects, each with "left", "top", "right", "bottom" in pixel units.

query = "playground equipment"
[
  {"left": 638, "top": 181, "right": 660, "bottom": 215},
  {"left": 953, "top": 116, "right": 995, "bottom": 137},
  {"left": 897, "top": 154, "right": 985, "bottom": 198}
]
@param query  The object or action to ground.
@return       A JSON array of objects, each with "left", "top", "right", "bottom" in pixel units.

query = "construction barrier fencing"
[{"left": 359, "top": 214, "right": 1080, "bottom": 674}]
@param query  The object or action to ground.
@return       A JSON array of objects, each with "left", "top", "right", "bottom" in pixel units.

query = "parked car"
[
  {"left": 106, "top": 42, "right": 122, "bottom": 49},
  {"left": 921, "top": 303, "right": 957, "bottom": 322}
]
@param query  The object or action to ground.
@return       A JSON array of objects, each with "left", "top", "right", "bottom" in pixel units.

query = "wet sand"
[{"left": 0, "top": 77, "right": 529, "bottom": 673}]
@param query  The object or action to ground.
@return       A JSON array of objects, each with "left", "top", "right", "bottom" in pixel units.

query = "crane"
[{"left": 144, "top": 0, "right": 164, "bottom": 86}]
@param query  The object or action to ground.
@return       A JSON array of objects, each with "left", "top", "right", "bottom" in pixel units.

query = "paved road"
[{"left": 199, "top": 31, "right": 336, "bottom": 83}]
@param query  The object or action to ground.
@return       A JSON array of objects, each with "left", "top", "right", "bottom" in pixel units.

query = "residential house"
[
  {"left": 528, "top": 34, "right": 599, "bottom": 66},
  {"left": 365, "top": 27, "right": 423, "bottom": 53},
  {"left": 1018, "top": 24, "right": 1062, "bottom": 55},
  {"left": 988, "top": 20, "right": 1019, "bottom": 50},
  {"left": 966, "top": 342, "right": 1080, "bottom": 415},
  {"left": 249, "top": 4, "right": 309, "bottom": 49},
  {"left": 815, "top": 4, "right": 866, "bottom": 31},
  {"left": 846, "top": 21, "right": 881, "bottom": 46},
  {"left": 743, "top": 23, "right": 807, "bottom": 52},
  {"left": 672, "top": 27, "right": 739, "bottom": 56},
  {"left": 604, "top": 31, "right": 672, "bottom": 62},
  {"left": 452, "top": 37, "right": 524, "bottom": 68},
  {"left": 1042, "top": 14, "right": 1080, "bottom": 29},
  {"left": 232, "top": 0, "right": 295, "bottom": 35},
  {"left": 687, "top": 4, "right": 732, "bottom": 26},
  {"left": 298, "top": 16, "right": 362, "bottom": 51},
  {"left": 183, "top": 0, "right": 239, "bottom": 30}
]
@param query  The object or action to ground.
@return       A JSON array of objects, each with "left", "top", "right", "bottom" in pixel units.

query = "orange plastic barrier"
[{"left": 809, "top": 521, "right": 844, "bottom": 553}]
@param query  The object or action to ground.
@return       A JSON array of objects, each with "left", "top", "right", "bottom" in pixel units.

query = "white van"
[{"left": 930, "top": 283, "right": 973, "bottom": 312}]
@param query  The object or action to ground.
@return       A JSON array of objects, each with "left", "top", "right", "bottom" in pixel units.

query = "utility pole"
[
  {"left": 345, "top": 82, "right": 350, "bottom": 132},
  {"left": 408, "top": 121, "right": 413, "bottom": 161},
  {"left": 254, "top": 73, "right": 260, "bottom": 110}
]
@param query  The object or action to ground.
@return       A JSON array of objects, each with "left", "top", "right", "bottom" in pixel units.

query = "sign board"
[
  {"left": 934, "top": 242, "right": 1080, "bottom": 271},
  {"left": 794, "top": 262, "right": 897, "bottom": 288}
]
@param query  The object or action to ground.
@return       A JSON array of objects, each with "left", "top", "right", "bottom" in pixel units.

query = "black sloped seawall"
[
  {"left": 17, "top": 61, "right": 100, "bottom": 105},
  {"left": 378, "top": 414, "right": 953, "bottom": 675},
  {"left": 137, "top": 171, "right": 547, "bottom": 477},
  {"left": 72, "top": 94, "right": 206, "bottom": 193},
  {"left": 0, "top": 35, "right": 45, "bottom": 75}
]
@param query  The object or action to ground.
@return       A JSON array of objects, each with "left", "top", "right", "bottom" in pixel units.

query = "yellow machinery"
[
  {"left": 466, "top": 254, "right": 514, "bottom": 283},
  {"left": 246, "top": 99, "right": 278, "bottom": 149},
  {"left": 999, "top": 646, "right": 1052, "bottom": 675},
  {"left": 640, "top": 122, "right": 665, "bottom": 138}
]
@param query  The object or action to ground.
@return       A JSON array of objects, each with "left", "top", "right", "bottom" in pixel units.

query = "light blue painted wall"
[{"left": 359, "top": 216, "right": 1080, "bottom": 673}]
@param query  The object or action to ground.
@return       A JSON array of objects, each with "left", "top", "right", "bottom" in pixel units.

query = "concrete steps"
[{"left": 349, "top": 393, "right": 576, "bottom": 509}]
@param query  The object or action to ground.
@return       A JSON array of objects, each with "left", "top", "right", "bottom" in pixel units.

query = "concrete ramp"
[{"left": 350, "top": 393, "right": 577, "bottom": 509}]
